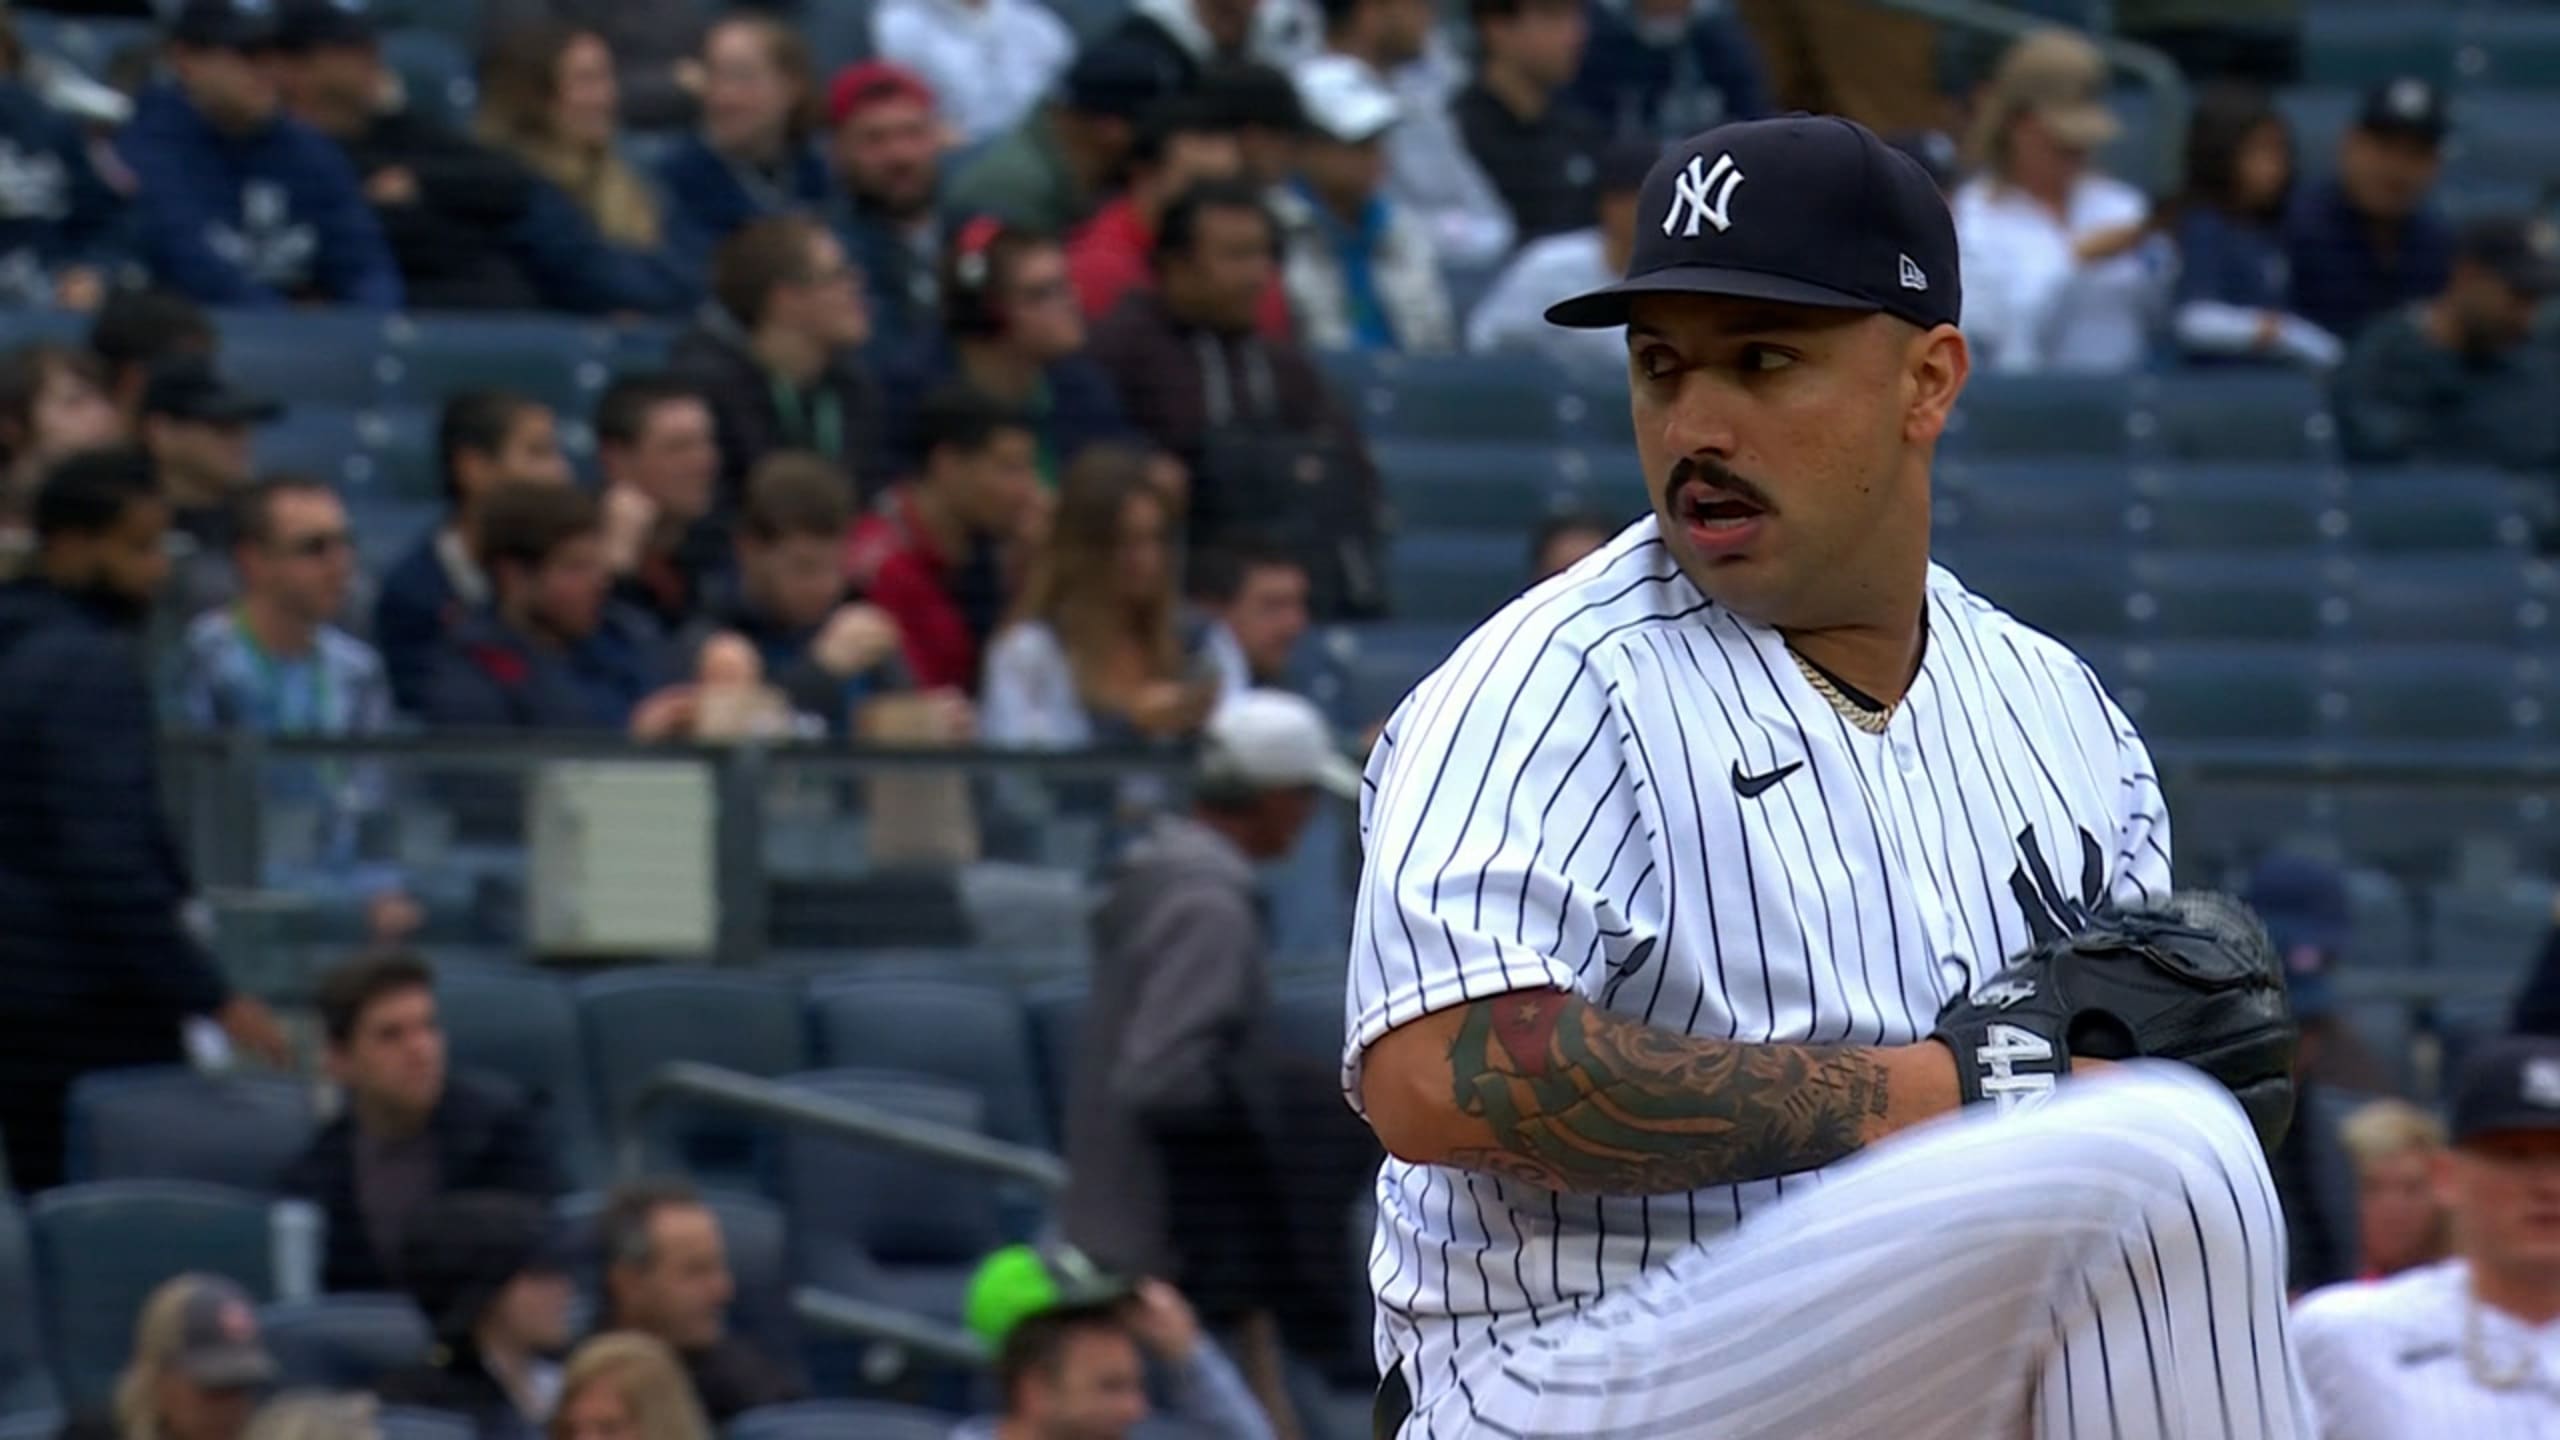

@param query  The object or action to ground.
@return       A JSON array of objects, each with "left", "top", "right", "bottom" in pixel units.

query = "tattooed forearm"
[{"left": 1443, "top": 990, "right": 1894, "bottom": 1194}]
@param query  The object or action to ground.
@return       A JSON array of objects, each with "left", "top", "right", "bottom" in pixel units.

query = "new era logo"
[
  {"left": 1663, "top": 153, "right": 1743, "bottom": 239},
  {"left": 1899, "top": 253, "right": 1928, "bottom": 291},
  {"left": 2527, "top": 1058, "right": 2560, "bottom": 1107}
]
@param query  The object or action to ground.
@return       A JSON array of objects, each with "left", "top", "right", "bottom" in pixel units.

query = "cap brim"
[
  {"left": 1544, "top": 266, "right": 1884, "bottom": 330},
  {"left": 181, "top": 1347, "right": 277, "bottom": 1390},
  {"left": 2458, "top": 1108, "right": 2560, "bottom": 1144},
  {"left": 1312, "top": 751, "right": 1362, "bottom": 800}
]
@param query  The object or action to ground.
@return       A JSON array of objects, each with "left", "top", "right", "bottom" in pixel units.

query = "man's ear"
[{"left": 1903, "top": 323, "right": 1970, "bottom": 447}]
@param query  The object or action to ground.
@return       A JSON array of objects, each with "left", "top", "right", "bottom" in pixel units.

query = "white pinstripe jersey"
[
  {"left": 1343, "top": 517, "right": 2173, "bottom": 1374},
  {"left": 2296, "top": 1261, "right": 2560, "bottom": 1438}
]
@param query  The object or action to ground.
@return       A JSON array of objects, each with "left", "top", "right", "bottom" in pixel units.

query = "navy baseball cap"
[
  {"left": 2451, "top": 1034, "right": 2560, "bottom": 1143},
  {"left": 167, "top": 0, "right": 281, "bottom": 50},
  {"left": 1546, "top": 114, "right": 1961, "bottom": 333},
  {"left": 271, "top": 0, "right": 378, "bottom": 53}
]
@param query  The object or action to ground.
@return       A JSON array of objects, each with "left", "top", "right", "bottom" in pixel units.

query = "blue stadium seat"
[
  {"left": 1943, "top": 545, "right": 2134, "bottom": 642},
  {"left": 347, "top": 495, "right": 441, "bottom": 577},
  {"left": 434, "top": 964, "right": 608, "bottom": 1187},
  {"left": 1391, "top": 531, "right": 1531, "bottom": 625},
  {"left": 259, "top": 1295, "right": 431, "bottom": 1390},
  {"left": 555, "top": 1190, "right": 801, "bottom": 1368},
  {"left": 2345, "top": 469, "right": 2531, "bottom": 554},
  {"left": 2128, "top": 551, "right": 2343, "bottom": 643},
  {"left": 1374, "top": 439, "right": 1595, "bottom": 535},
  {"left": 2346, "top": 556, "right": 2551, "bottom": 645},
  {"left": 807, "top": 977, "right": 1049, "bottom": 1148},
  {"left": 9, "top": 13, "right": 154, "bottom": 76},
  {"left": 381, "top": 314, "right": 620, "bottom": 419},
  {"left": 369, "top": 0, "right": 482, "bottom": 42},
  {"left": 729, "top": 1401, "right": 955, "bottom": 1440},
  {"left": 0, "top": 309, "right": 82, "bottom": 350},
  {"left": 2114, "top": 645, "right": 2334, "bottom": 747},
  {"left": 2342, "top": 867, "right": 2421, "bottom": 974},
  {"left": 0, "top": 1410, "right": 59, "bottom": 1440},
  {"left": 1942, "top": 376, "right": 2129, "bottom": 460},
  {"left": 2447, "top": 91, "right": 2560, "bottom": 191},
  {"left": 375, "top": 1408, "right": 477, "bottom": 1440},
  {"left": 2427, "top": 882, "right": 2552, "bottom": 975},
  {"left": 1332, "top": 352, "right": 1595, "bottom": 446},
  {"left": 65, "top": 1069, "right": 316, "bottom": 1192},
  {"left": 2276, "top": 88, "right": 2359, "bottom": 168},
  {"left": 2139, "top": 374, "right": 2335, "bottom": 465},
  {"left": 2127, "top": 465, "right": 2337, "bottom": 551},
  {"left": 1934, "top": 459, "right": 2127, "bottom": 545},
  {"left": 577, "top": 971, "right": 810, "bottom": 1181},
  {"left": 0, "top": 1198, "right": 56, "bottom": 1424},
  {"left": 2302, "top": 9, "right": 2455, "bottom": 86},
  {"left": 797, "top": 0, "right": 877, "bottom": 72},
  {"left": 31, "top": 1183, "right": 277, "bottom": 1410},
  {"left": 2338, "top": 647, "right": 2537, "bottom": 751},
  {"left": 775, "top": 1070, "right": 1002, "bottom": 1319},
  {"left": 380, "top": 29, "right": 476, "bottom": 127},
  {"left": 2459, "top": 11, "right": 2560, "bottom": 87},
  {"left": 223, "top": 323, "right": 391, "bottom": 410},
  {"left": 1022, "top": 981, "right": 1085, "bottom": 1146},
  {"left": 1330, "top": 622, "right": 1464, "bottom": 726},
  {"left": 1267, "top": 980, "right": 1344, "bottom": 1069}
]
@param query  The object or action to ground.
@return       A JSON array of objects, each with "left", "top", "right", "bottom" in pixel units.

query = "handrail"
[
  {"left": 623, "top": 1061, "right": 1072, "bottom": 1191},
  {"left": 1864, "top": 0, "right": 2191, "bottom": 192},
  {"left": 791, "top": 1288, "right": 988, "bottom": 1367}
]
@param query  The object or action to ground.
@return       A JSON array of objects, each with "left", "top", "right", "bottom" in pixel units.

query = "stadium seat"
[
  {"left": 0, "top": 1198, "right": 56, "bottom": 1424},
  {"left": 2128, "top": 551, "right": 2343, "bottom": 643},
  {"left": 775, "top": 1070, "right": 1003, "bottom": 1319},
  {"left": 2337, "top": 647, "right": 2538, "bottom": 750},
  {"left": 1022, "top": 981, "right": 1085, "bottom": 1145},
  {"left": 1941, "top": 376, "right": 2129, "bottom": 460},
  {"left": 1389, "top": 531, "right": 1532, "bottom": 625},
  {"left": 2114, "top": 645, "right": 2333, "bottom": 747},
  {"left": 380, "top": 29, "right": 476, "bottom": 127},
  {"left": 2138, "top": 373, "right": 2335, "bottom": 465},
  {"left": 1934, "top": 459, "right": 2128, "bottom": 546},
  {"left": 30, "top": 1183, "right": 278, "bottom": 1410},
  {"left": 1334, "top": 352, "right": 1594, "bottom": 446},
  {"left": 2302, "top": 8, "right": 2455, "bottom": 86},
  {"left": 2275, "top": 88, "right": 2359, "bottom": 168},
  {"left": 577, "top": 971, "right": 810, "bottom": 1180},
  {"left": 2427, "top": 881, "right": 2553, "bottom": 975},
  {"left": 1373, "top": 439, "right": 1615, "bottom": 536},
  {"left": 222, "top": 322, "right": 392, "bottom": 410},
  {"left": 433, "top": 964, "right": 607, "bottom": 1187},
  {"left": 952, "top": 863, "right": 1093, "bottom": 968},
  {"left": 2446, "top": 91, "right": 2560, "bottom": 191},
  {"left": 64, "top": 1069, "right": 316, "bottom": 1192},
  {"left": 1329, "top": 621, "right": 1464, "bottom": 726},
  {"left": 2345, "top": 469, "right": 2531, "bottom": 554},
  {"left": 381, "top": 314, "right": 619, "bottom": 419},
  {"left": 1267, "top": 980, "right": 1345, "bottom": 1069},
  {"left": 2127, "top": 465, "right": 2337, "bottom": 551},
  {"left": 346, "top": 495, "right": 441, "bottom": 577},
  {"left": 0, "top": 1411, "right": 58, "bottom": 1440},
  {"left": 555, "top": 1190, "right": 801, "bottom": 1368},
  {"left": 807, "top": 977, "right": 1050, "bottom": 1148},
  {"left": 728, "top": 1401, "right": 956, "bottom": 1440},
  {"left": 1943, "top": 545, "right": 2134, "bottom": 642},
  {"left": 2342, "top": 867, "right": 2421, "bottom": 974},
  {"left": 10, "top": 13, "right": 153, "bottom": 76},
  {"left": 2346, "top": 556, "right": 2549, "bottom": 645},
  {"left": 2459, "top": 11, "right": 2560, "bottom": 87},
  {"left": 259, "top": 1295, "right": 431, "bottom": 1390},
  {"left": 375, "top": 1408, "right": 477, "bottom": 1440}
]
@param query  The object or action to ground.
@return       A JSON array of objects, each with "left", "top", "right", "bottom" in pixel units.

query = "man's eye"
[
  {"left": 1739, "top": 345, "right": 1797, "bottom": 374},
  {"left": 1635, "top": 348, "right": 1680, "bottom": 379}
]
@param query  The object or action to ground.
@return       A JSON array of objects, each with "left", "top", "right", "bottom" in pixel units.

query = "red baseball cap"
[{"left": 828, "top": 60, "right": 936, "bottom": 126}]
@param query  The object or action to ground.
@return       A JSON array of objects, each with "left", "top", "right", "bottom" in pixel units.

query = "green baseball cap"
[{"left": 963, "top": 1244, "right": 1134, "bottom": 1350}]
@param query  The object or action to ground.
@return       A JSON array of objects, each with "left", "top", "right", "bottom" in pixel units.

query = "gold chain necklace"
[{"left": 1790, "top": 648, "right": 1895, "bottom": 736}]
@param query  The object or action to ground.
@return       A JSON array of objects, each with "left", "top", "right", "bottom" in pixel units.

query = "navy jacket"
[
  {"left": 0, "top": 582, "right": 227, "bottom": 1066},
  {"left": 1569, "top": 3, "right": 1770, "bottom": 142},
  {"left": 0, "top": 80, "right": 124, "bottom": 301},
  {"left": 2283, "top": 175, "right": 2452, "bottom": 342},
  {"left": 2175, "top": 206, "right": 2293, "bottom": 311},
  {"left": 374, "top": 526, "right": 466, "bottom": 717},
  {"left": 877, "top": 333, "right": 1133, "bottom": 483},
  {"left": 837, "top": 200, "right": 943, "bottom": 353},
  {"left": 117, "top": 83, "right": 403, "bottom": 308},
  {"left": 421, "top": 608, "right": 669, "bottom": 733},
  {"left": 512, "top": 179, "right": 700, "bottom": 316},
  {"left": 654, "top": 134, "right": 832, "bottom": 262},
  {"left": 278, "top": 1071, "right": 566, "bottom": 1293}
]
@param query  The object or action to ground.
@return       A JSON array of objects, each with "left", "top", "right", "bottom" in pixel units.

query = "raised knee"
[{"left": 2074, "top": 1060, "right": 2272, "bottom": 1186}]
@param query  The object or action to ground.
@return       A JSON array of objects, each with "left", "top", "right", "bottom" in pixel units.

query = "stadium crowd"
[{"left": 0, "top": 0, "right": 2556, "bottom": 1433}]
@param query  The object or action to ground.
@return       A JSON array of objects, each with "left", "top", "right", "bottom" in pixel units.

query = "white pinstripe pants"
[{"left": 1395, "top": 1063, "right": 2310, "bottom": 1439}]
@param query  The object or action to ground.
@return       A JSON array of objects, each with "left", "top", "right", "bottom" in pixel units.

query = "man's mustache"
[{"left": 1667, "top": 456, "right": 1775, "bottom": 511}]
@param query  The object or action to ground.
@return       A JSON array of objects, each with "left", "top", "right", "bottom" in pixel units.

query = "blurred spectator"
[
  {"left": 375, "top": 390, "right": 573, "bottom": 714},
  {"left": 1952, "top": 30, "right": 2163, "bottom": 375},
  {"left": 1730, "top": 0, "right": 1942, "bottom": 135},
  {"left": 1209, "top": 61, "right": 1307, "bottom": 192},
  {"left": 0, "top": 342, "right": 121, "bottom": 539},
  {"left": 945, "top": 40, "right": 1179, "bottom": 238},
  {"left": 1068, "top": 95, "right": 1268, "bottom": 331},
  {"left": 1465, "top": 139, "right": 1653, "bottom": 377},
  {"left": 1191, "top": 540, "right": 1309, "bottom": 698},
  {"left": 1272, "top": 57, "right": 1452, "bottom": 353},
  {"left": 421, "top": 482, "right": 691, "bottom": 738},
  {"left": 2168, "top": 84, "right": 2339, "bottom": 370},
  {"left": 244, "top": 1392, "right": 381, "bottom": 1440},
  {"left": 1454, "top": 0, "right": 1604, "bottom": 243},
  {"left": 2333, "top": 215, "right": 2560, "bottom": 470},
  {"left": 594, "top": 374, "right": 723, "bottom": 636},
  {"left": 1570, "top": 0, "right": 1767, "bottom": 143},
  {"left": 143, "top": 353, "right": 280, "bottom": 627},
  {"left": 883, "top": 220, "right": 1132, "bottom": 485},
  {"left": 695, "top": 453, "right": 913, "bottom": 733},
  {"left": 479, "top": 0, "right": 708, "bottom": 132},
  {"left": 1527, "top": 508, "right": 1618, "bottom": 582},
  {"left": 380, "top": 1191, "right": 577, "bottom": 1440},
  {"left": 1108, "top": 0, "right": 1268, "bottom": 95},
  {"left": 2247, "top": 850, "right": 2362, "bottom": 1293},
  {"left": 655, "top": 15, "right": 828, "bottom": 259},
  {"left": 669, "top": 214, "right": 882, "bottom": 505},
  {"left": 548, "top": 1334, "right": 710, "bottom": 1440},
  {"left": 2114, "top": 0, "right": 2300, "bottom": 89},
  {"left": 60, "top": 1274, "right": 277, "bottom": 1440},
  {"left": 984, "top": 445, "right": 1212, "bottom": 748},
  {"left": 90, "top": 287, "right": 214, "bottom": 427},
  {"left": 2292, "top": 1035, "right": 2560, "bottom": 1428},
  {"left": 283, "top": 954, "right": 565, "bottom": 1293},
  {"left": 120, "top": 0, "right": 402, "bottom": 308},
  {"left": 0, "top": 8, "right": 121, "bottom": 312},
  {"left": 851, "top": 387, "right": 1042, "bottom": 693},
  {"left": 1887, "top": 128, "right": 1960, "bottom": 196},
  {"left": 1305, "top": 0, "right": 1511, "bottom": 265},
  {"left": 2340, "top": 1099, "right": 2451, "bottom": 1283},
  {"left": 2285, "top": 76, "right": 2453, "bottom": 344},
  {"left": 172, "top": 477, "right": 412, "bottom": 941},
  {"left": 274, "top": 1, "right": 688, "bottom": 315},
  {"left": 1088, "top": 180, "right": 1386, "bottom": 612},
  {"left": 476, "top": 25, "right": 667, "bottom": 257},
  {"left": 870, "top": 0, "right": 1072, "bottom": 146},
  {"left": 595, "top": 1180, "right": 805, "bottom": 1424},
  {"left": 825, "top": 62, "right": 946, "bottom": 350},
  {"left": 956, "top": 1249, "right": 1275, "bottom": 1440},
  {"left": 0, "top": 449, "right": 287, "bottom": 1193}
]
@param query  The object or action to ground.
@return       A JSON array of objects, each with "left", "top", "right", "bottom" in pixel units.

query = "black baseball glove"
[{"left": 1931, "top": 891, "right": 2297, "bottom": 1152}]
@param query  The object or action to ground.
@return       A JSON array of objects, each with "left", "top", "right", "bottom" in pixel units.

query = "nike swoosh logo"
[{"left": 1730, "top": 761, "right": 1803, "bottom": 799}]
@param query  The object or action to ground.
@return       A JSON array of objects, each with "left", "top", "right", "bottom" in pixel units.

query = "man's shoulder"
[
  {"left": 1400, "top": 521, "right": 1693, "bottom": 725},
  {"left": 317, "top": 625, "right": 387, "bottom": 679},
  {"left": 2295, "top": 1260, "right": 2462, "bottom": 1342}
]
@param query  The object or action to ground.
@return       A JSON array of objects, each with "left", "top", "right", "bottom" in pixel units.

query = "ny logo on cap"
[
  {"left": 2526, "top": 1058, "right": 2560, "bottom": 1108},
  {"left": 1663, "top": 153, "right": 1743, "bottom": 239}
]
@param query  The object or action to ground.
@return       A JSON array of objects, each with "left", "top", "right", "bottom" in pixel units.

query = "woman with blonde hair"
[
  {"left": 653, "top": 14, "right": 831, "bottom": 255},
  {"left": 87, "top": 1274, "right": 278, "bottom": 1440},
  {"left": 982, "top": 445, "right": 1211, "bottom": 749},
  {"left": 242, "top": 1392, "right": 379, "bottom": 1440},
  {"left": 478, "top": 23, "right": 666, "bottom": 251},
  {"left": 547, "top": 1333, "right": 710, "bottom": 1440}
]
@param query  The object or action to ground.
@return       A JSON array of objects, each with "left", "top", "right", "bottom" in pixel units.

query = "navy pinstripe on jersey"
[{"left": 1344, "top": 516, "right": 2171, "bottom": 1387}]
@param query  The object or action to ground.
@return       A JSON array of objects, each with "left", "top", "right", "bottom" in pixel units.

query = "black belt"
[{"left": 1372, "top": 1359, "right": 1413, "bottom": 1439}]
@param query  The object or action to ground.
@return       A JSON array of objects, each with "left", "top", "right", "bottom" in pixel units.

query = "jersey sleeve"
[
  {"left": 1342, "top": 629, "right": 1657, "bottom": 1112},
  {"left": 2096, "top": 674, "right": 2173, "bottom": 907}
]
